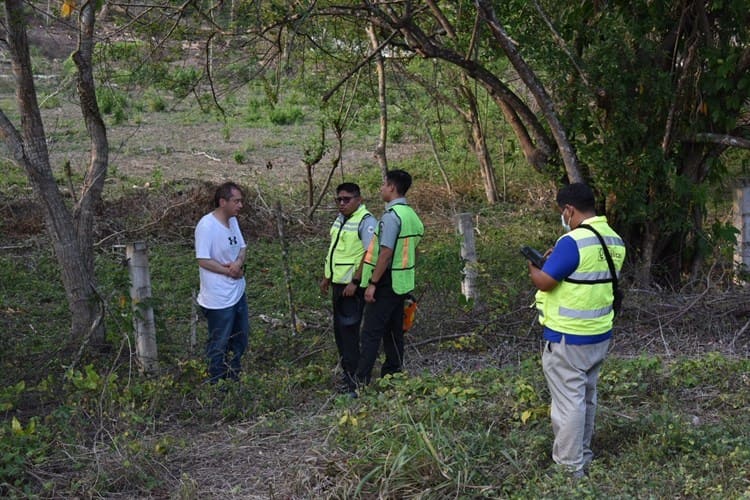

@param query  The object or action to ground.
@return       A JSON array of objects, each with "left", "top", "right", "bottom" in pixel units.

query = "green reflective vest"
[
  {"left": 362, "top": 204, "right": 424, "bottom": 294},
  {"left": 324, "top": 204, "right": 372, "bottom": 284},
  {"left": 535, "top": 216, "right": 625, "bottom": 335}
]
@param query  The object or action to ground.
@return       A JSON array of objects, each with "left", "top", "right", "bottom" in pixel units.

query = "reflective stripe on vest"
[
  {"left": 362, "top": 204, "right": 424, "bottom": 294},
  {"left": 536, "top": 217, "right": 625, "bottom": 335},
  {"left": 324, "top": 205, "right": 372, "bottom": 284}
]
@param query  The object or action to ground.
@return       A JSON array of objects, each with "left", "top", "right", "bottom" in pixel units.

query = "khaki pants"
[{"left": 542, "top": 337, "right": 610, "bottom": 472}]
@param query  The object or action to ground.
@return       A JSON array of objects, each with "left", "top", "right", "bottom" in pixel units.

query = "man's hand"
[
  {"left": 343, "top": 282, "right": 358, "bottom": 297},
  {"left": 528, "top": 261, "right": 558, "bottom": 291},
  {"left": 319, "top": 278, "right": 330, "bottom": 295},
  {"left": 364, "top": 284, "right": 376, "bottom": 303},
  {"left": 199, "top": 258, "right": 243, "bottom": 279},
  {"left": 226, "top": 261, "right": 244, "bottom": 279}
]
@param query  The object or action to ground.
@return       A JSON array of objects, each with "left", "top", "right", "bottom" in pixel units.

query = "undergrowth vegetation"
[{"left": 2, "top": 171, "right": 749, "bottom": 496}]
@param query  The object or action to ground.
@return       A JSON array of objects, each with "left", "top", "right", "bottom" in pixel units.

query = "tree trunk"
[
  {"left": 636, "top": 222, "right": 657, "bottom": 287},
  {"left": 1, "top": 0, "right": 107, "bottom": 350},
  {"left": 459, "top": 78, "right": 499, "bottom": 204},
  {"left": 476, "top": 0, "right": 582, "bottom": 184},
  {"left": 367, "top": 23, "right": 388, "bottom": 176},
  {"left": 366, "top": 4, "right": 556, "bottom": 173}
]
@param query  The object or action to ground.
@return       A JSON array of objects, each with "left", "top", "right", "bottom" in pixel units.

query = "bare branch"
[
  {"left": 691, "top": 133, "right": 750, "bottom": 149},
  {"left": 322, "top": 29, "right": 398, "bottom": 103},
  {"left": 476, "top": 0, "right": 582, "bottom": 183},
  {"left": 425, "top": 0, "right": 456, "bottom": 39}
]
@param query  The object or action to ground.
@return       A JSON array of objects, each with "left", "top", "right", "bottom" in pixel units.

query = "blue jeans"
[{"left": 202, "top": 294, "right": 249, "bottom": 383}]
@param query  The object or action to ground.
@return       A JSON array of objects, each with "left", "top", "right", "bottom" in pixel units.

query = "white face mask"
[{"left": 561, "top": 211, "right": 571, "bottom": 232}]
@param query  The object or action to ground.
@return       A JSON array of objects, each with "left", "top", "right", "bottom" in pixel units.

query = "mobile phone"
[{"left": 520, "top": 245, "right": 546, "bottom": 268}]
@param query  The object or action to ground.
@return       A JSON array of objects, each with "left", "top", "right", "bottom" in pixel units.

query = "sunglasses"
[{"left": 334, "top": 195, "right": 358, "bottom": 204}]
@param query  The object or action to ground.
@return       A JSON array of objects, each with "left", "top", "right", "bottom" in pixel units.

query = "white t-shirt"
[{"left": 195, "top": 213, "right": 247, "bottom": 309}]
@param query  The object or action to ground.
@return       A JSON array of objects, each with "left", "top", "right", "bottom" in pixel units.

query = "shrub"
[
  {"left": 97, "top": 88, "right": 129, "bottom": 117},
  {"left": 268, "top": 105, "right": 305, "bottom": 125}
]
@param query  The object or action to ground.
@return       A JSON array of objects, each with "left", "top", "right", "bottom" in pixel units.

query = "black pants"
[
  {"left": 332, "top": 284, "right": 364, "bottom": 391},
  {"left": 356, "top": 285, "right": 405, "bottom": 386}
]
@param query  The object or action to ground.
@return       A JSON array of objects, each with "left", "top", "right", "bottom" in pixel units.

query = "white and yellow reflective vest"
[
  {"left": 535, "top": 216, "right": 625, "bottom": 335},
  {"left": 324, "top": 205, "right": 373, "bottom": 284}
]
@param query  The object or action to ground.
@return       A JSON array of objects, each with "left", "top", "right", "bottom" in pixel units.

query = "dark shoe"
[
  {"left": 544, "top": 464, "right": 587, "bottom": 481},
  {"left": 571, "top": 469, "right": 586, "bottom": 480},
  {"left": 336, "top": 383, "right": 358, "bottom": 395}
]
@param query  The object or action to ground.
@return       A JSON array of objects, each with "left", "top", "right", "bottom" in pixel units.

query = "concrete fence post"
[
  {"left": 126, "top": 241, "right": 159, "bottom": 374},
  {"left": 457, "top": 213, "right": 479, "bottom": 303}
]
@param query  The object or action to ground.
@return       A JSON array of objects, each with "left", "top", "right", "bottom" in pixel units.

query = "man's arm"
[
  {"left": 342, "top": 215, "right": 377, "bottom": 297},
  {"left": 528, "top": 262, "right": 559, "bottom": 291},
  {"left": 528, "top": 237, "right": 579, "bottom": 292},
  {"left": 364, "top": 246, "right": 394, "bottom": 302},
  {"left": 226, "top": 246, "right": 246, "bottom": 278},
  {"left": 198, "top": 246, "right": 245, "bottom": 279},
  {"left": 198, "top": 258, "right": 231, "bottom": 275}
]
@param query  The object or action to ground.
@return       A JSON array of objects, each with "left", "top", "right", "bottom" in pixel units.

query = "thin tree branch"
[
  {"left": 691, "top": 133, "right": 750, "bottom": 149},
  {"left": 322, "top": 29, "right": 398, "bottom": 103}
]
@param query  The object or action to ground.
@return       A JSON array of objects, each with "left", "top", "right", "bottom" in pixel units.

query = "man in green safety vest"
[
  {"left": 320, "top": 183, "right": 376, "bottom": 395},
  {"left": 356, "top": 170, "right": 424, "bottom": 387},
  {"left": 528, "top": 183, "right": 625, "bottom": 478}
]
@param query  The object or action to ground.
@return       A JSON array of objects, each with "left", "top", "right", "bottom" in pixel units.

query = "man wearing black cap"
[{"left": 320, "top": 183, "right": 376, "bottom": 395}]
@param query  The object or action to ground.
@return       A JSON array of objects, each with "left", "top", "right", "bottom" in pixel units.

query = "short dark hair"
[
  {"left": 336, "top": 182, "right": 361, "bottom": 196},
  {"left": 556, "top": 183, "right": 595, "bottom": 212},
  {"left": 385, "top": 169, "right": 412, "bottom": 196},
  {"left": 214, "top": 182, "right": 242, "bottom": 207}
]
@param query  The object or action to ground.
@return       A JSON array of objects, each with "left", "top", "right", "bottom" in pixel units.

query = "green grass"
[
  {"left": 317, "top": 355, "right": 750, "bottom": 498},
  {"left": 1, "top": 187, "right": 748, "bottom": 496}
]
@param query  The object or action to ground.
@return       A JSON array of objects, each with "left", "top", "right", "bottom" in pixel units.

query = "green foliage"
[
  {"left": 142, "top": 90, "right": 167, "bottom": 112},
  {"left": 1, "top": 225, "right": 750, "bottom": 496},
  {"left": 0, "top": 160, "right": 27, "bottom": 189},
  {"left": 37, "top": 92, "right": 61, "bottom": 109},
  {"left": 97, "top": 87, "right": 130, "bottom": 124},
  {"left": 327, "top": 354, "right": 750, "bottom": 497},
  {"left": 268, "top": 105, "right": 305, "bottom": 126},
  {"left": 0, "top": 251, "right": 69, "bottom": 359},
  {"left": 0, "top": 415, "right": 53, "bottom": 494},
  {"left": 599, "top": 355, "right": 663, "bottom": 398},
  {"left": 387, "top": 122, "right": 404, "bottom": 143},
  {"left": 171, "top": 67, "right": 201, "bottom": 99},
  {"left": 501, "top": 0, "right": 750, "bottom": 282},
  {"left": 3, "top": 4, "right": 750, "bottom": 492}
]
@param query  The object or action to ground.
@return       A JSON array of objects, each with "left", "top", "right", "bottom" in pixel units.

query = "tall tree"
[
  {"left": 501, "top": 0, "right": 750, "bottom": 284},
  {"left": 305, "top": 0, "right": 750, "bottom": 285},
  {"left": 1, "top": 0, "right": 109, "bottom": 352}
]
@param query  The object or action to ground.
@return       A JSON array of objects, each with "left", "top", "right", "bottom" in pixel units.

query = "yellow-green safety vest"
[
  {"left": 362, "top": 204, "right": 424, "bottom": 294},
  {"left": 535, "top": 216, "right": 625, "bottom": 335},
  {"left": 324, "top": 204, "right": 372, "bottom": 284}
]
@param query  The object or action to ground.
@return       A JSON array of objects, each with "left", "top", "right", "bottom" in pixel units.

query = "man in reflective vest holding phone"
[{"left": 528, "top": 183, "right": 625, "bottom": 478}]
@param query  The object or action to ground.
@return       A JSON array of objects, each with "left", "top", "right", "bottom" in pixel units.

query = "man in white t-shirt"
[{"left": 195, "top": 182, "right": 249, "bottom": 383}]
